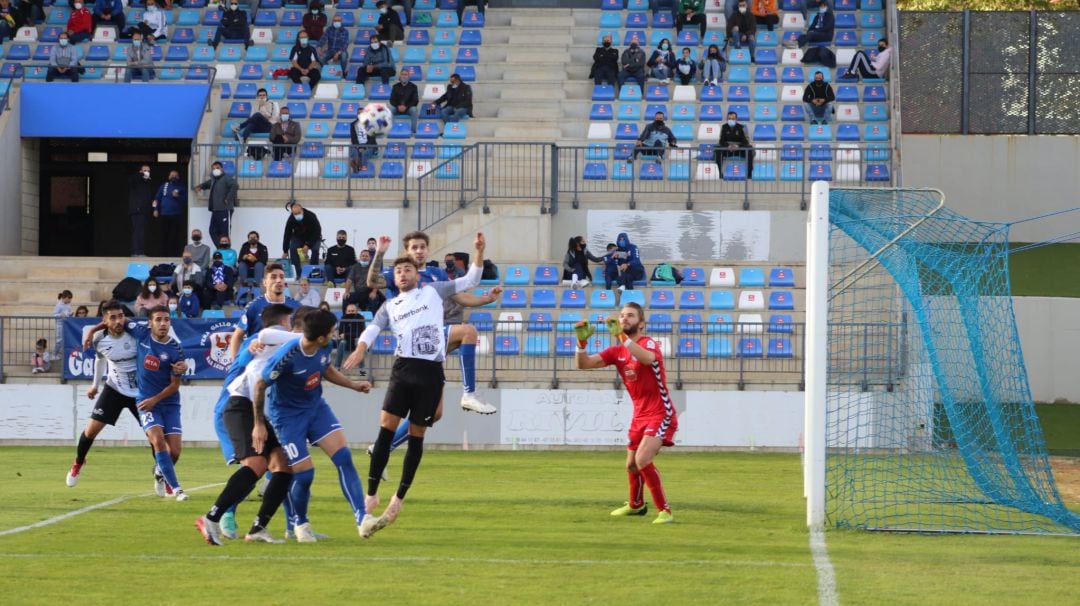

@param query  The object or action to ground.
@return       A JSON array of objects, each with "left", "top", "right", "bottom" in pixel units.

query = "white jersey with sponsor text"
[{"left": 93, "top": 330, "right": 139, "bottom": 397}]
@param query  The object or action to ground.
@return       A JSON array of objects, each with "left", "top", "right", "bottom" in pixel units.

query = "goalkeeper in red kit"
[{"left": 574, "top": 302, "right": 677, "bottom": 524}]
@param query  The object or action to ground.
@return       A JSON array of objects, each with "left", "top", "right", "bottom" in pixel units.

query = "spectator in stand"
[
  {"left": 124, "top": 32, "right": 154, "bottom": 82},
  {"left": 152, "top": 169, "right": 187, "bottom": 255},
  {"left": 66, "top": 2, "right": 93, "bottom": 44},
  {"left": 185, "top": 229, "right": 211, "bottom": 270},
  {"left": 617, "top": 41, "right": 646, "bottom": 93},
  {"left": 562, "top": 235, "right": 604, "bottom": 288},
  {"left": 324, "top": 230, "right": 357, "bottom": 287},
  {"left": 32, "top": 339, "right": 52, "bottom": 374},
  {"left": 590, "top": 34, "right": 619, "bottom": 87},
  {"left": 18, "top": 0, "right": 41, "bottom": 26},
  {"left": 54, "top": 289, "right": 73, "bottom": 357},
  {"left": 127, "top": 0, "right": 166, "bottom": 41},
  {"left": 336, "top": 302, "right": 365, "bottom": 366},
  {"left": 343, "top": 248, "right": 375, "bottom": 296},
  {"left": 349, "top": 107, "right": 378, "bottom": 173},
  {"left": 178, "top": 280, "right": 201, "bottom": 318},
  {"left": 282, "top": 202, "right": 322, "bottom": 278},
  {"left": 602, "top": 243, "right": 620, "bottom": 290},
  {"left": 357, "top": 33, "right": 395, "bottom": 85},
  {"left": 838, "top": 38, "right": 890, "bottom": 82},
  {"left": 456, "top": 0, "right": 485, "bottom": 25},
  {"left": 289, "top": 33, "right": 322, "bottom": 88},
  {"left": 700, "top": 44, "right": 725, "bottom": 86},
  {"left": 238, "top": 230, "right": 269, "bottom": 287},
  {"left": 0, "top": 0, "right": 21, "bottom": 44},
  {"left": 92, "top": 0, "right": 124, "bottom": 34},
  {"left": 788, "top": 0, "right": 834, "bottom": 49},
  {"left": 751, "top": 0, "right": 779, "bottom": 32},
  {"left": 613, "top": 232, "right": 645, "bottom": 291},
  {"left": 193, "top": 161, "right": 238, "bottom": 243},
  {"left": 232, "top": 88, "right": 279, "bottom": 142},
  {"left": 75, "top": 305, "right": 89, "bottom": 317},
  {"left": 46, "top": 32, "right": 81, "bottom": 82},
  {"left": 431, "top": 73, "right": 473, "bottom": 123},
  {"left": 269, "top": 107, "right": 302, "bottom": 161},
  {"left": 319, "top": 13, "right": 350, "bottom": 73},
  {"left": 646, "top": 38, "right": 676, "bottom": 84},
  {"left": 167, "top": 295, "right": 180, "bottom": 318},
  {"left": 674, "top": 48, "right": 696, "bottom": 85},
  {"left": 216, "top": 234, "right": 238, "bottom": 267},
  {"left": 297, "top": 277, "right": 321, "bottom": 307},
  {"left": 727, "top": 0, "right": 757, "bottom": 59},
  {"left": 374, "top": 1, "right": 403, "bottom": 46},
  {"left": 134, "top": 277, "right": 168, "bottom": 317},
  {"left": 174, "top": 249, "right": 203, "bottom": 300},
  {"left": 342, "top": 249, "right": 386, "bottom": 315},
  {"left": 203, "top": 251, "right": 237, "bottom": 309},
  {"left": 803, "top": 70, "right": 835, "bottom": 124},
  {"left": 675, "top": 0, "right": 706, "bottom": 38},
  {"left": 444, "top": 253, "right": 467, "bottom": 279},
  {"left": 390, "top": 68, "right": 419, "bottom": 134},
  {"left": 302, "top": 1, "right": 327, "bottom": 42},
  {"left": 632, "top": 111, "right": 678, "bottom": 162},
  {"left": 716, "top": 110, "right": 755, "bottom": 176},
  {"left": 128, "top": 164, "right": 154, "bottom": 257},
  {"left": 211, "top": 1, "right": 252, "bottom": 49},
  {"left": 365, "top": 237, "right": 377, "bottom": 259}
]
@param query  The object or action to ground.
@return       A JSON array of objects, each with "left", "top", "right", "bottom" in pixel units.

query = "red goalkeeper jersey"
[{"left": 600, "top": 336, "right": 676, "bottom": 423}]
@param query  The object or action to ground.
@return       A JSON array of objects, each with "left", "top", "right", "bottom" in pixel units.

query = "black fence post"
[
  {"left": 961, "top": 10, "right": 970, "bottom": 135},
  {"left": 1028, "top": 11, "right": 1038, "bottom": 136},
  {"left": 548, "top": 144, "right": 558, "bottom": 215}
]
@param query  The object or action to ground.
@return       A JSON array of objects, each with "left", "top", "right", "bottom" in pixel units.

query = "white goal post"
[{"left": 804, "top": 181, "right": 829, "bottom": 529}]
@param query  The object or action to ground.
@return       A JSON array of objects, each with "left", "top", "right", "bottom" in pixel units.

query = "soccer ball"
[{"left": 359, "top": 103, "right": 394, "bottom": 135}]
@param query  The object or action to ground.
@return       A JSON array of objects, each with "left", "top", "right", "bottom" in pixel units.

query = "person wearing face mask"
[
  {"left": 211, "top": 1, "right": 252, "bottom": 49},
  {"left": 92, "top": 0, "right": 126, "bottom": 35},
  {"left": 803, "top": 70, "right": 835, "bottom": 125},
  {"left": 152, "top": 169, "right": 187, "bottom": 255},
  {"left": 343, "top": 249, "right": 386, "bottom": 315},
  {"left": 126, "top": 0, "right": 166, "bottom": 41},
  {"left": 302, "top": 1, "right": 328, "bottom": 41},
  {"left": 203, "top": 251, "right": 238, "bottom": 310},
  {"left": 349, "top": 107, "right": 378, "bottom": 173},
  {"left": 390, "top": 68, "right": 419, "bottom": 133},
  {"left": 173, "top": 251, "right": 204, "bottom": 298},
  {"left": 632, "top": 112, "right": 678, "bottom": 162},
  {"left": 646, "top": 38, "right": 676, "bottom": 84},
  {"left": 66, "top": 2, "right": 93, "bottom": 44},
  {"left": 674, "top": 48, "right": 696, "bottom": 86},
  {"left": 324, "top": 230, "right": 357, "bottom": 287},
  {"left": 787, "top": 0, "right": 834, "bottom": 49},
  {"left": 716, "top": 110, "right": 755, "bottom": 178},
  {"left": 233, "top": 88, "right": 280, "bottom": 144},
  {"left": 750, "top": 0, "right": 779, "bottom": 32},
  {"left": 135, "top": 277, "right": 169, "bottom": 317},
  {"left": 838, "top": 37, "right": 890, "bottom": 82},
  {"left": 617, "top": 39, "right": 646, "bottom": 94},
  {"left": 127, "top": 164, "right": 154, "bottom": 256},
  {"left": 194, "top": 161, "right": 239, "bottom": 245},
  {"left": 318, "top": 14, "right": 350, "bottom": 73},
  {"left": 123, "top": 32, "right": 155, "bottom": 82},
  {"left": 178, "top": 280, "right": 202, "bottom": 319},
  {"left": 430, "top": 73, "right": 472, "bottom": 123},
  {"left": 699, "top": 44, "right": 725, "bottom": 86},
  {"left": 289, "top": 33, "right": 322, "bottom": 88},
  {"left": 269, "top": 108, "right": 302, "bottom": 161},
  {"left": 726, "top": 0, "right": 757, "bottom": 59},
  {"left": 239, "top": 231, "right": 270, "bottom": 288},
  {"left": 282, "top": 202, "right": 323, "bottom": 279},
  {"left": 166, "top": 296, "right": 181, "bottom": 318},
  {"left": 357, "top": 34, "right": 395, "bottom": 85},
  {"left": 185, "top": 229, "right": 211, "bottom": 269},
  {"left": 217, "top": 236, "right": 238, "bottom": 267},
  {"left": 675, "top": 0, "right": 706, "bottom": 38},
  {"left": 374, "top": 0, "right": 403, "bottom": 45},
  {"left": 46, "top": 33, "right": 82, "bottom": 82},
  {"left": 590, "top": 35, "right": 619, "bottom": 86}
]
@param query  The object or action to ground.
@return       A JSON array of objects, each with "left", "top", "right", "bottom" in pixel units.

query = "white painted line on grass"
[
  {"left": 809, "top": 526, "right": 839, "bottom": 606},
  {"left": 0, "top": 483, "right": 224, "bottom": 538}
]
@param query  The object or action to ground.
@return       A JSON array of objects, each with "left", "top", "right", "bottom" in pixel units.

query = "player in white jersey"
[
  {"left": 343, "top": 232, "right": 486, "bottom": 538},
  {"left": 66, "top": 301, "right": 185, "bottom": 487}
]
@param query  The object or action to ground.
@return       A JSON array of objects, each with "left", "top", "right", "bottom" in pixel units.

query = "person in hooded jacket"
[
  {"left": 562, "top": 236, "right": 605, "bottom": 288},
  {"left": 613, "top": 232, "right": 645, "bottom": 291}
]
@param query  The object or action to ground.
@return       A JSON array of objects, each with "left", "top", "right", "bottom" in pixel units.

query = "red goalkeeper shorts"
[{"left": 627, "top": 414, "right": 678, "bottom": 450}]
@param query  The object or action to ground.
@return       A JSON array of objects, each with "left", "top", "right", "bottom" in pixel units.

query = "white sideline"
[
  {"left": 809, "top": 526, "right": 839, "bottom": 606},
  {"left": 0, "top": 483, "right": 224, "bottom": 538}
]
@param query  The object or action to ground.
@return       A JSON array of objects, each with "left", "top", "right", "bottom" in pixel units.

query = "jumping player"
[
  {"left": 574, "top": 303, "right": 677, "bottom": 524},
  {"left": 344, "top": 232, "right": 487, "bottom": 538},
  {"left": 255, "top": 309, "right": 372, "bottom": 542}
]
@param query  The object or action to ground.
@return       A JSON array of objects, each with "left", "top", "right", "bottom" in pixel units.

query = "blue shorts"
[
  {"left": 140, "top": 403, "right": 182, "bottom": 436},
  {"left": 213, "top": 390, "right": 236, "bottom": 464},
  {"left": 269, "top": 400, "right": 343, "bottom": 466}
]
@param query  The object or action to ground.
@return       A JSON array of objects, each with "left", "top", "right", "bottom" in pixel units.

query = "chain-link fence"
[{"left": 900, "top": 11, "right": 1080, "bottom": 134}]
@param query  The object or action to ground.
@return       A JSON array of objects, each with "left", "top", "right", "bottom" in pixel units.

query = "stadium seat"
[
  {"left": 531, "top": 289, "right": 557, "bottom": 308},
  {"left": 649, "top": 290, "right": 675, "bottom": 310},
  {"left": 556, "top": 312, "right": 582, "bottom": 332},
  {"left": 377, "top": 161, "right": 404, "bottom": 179},
  {"left": 739, "top": 290, "right": 765, "bottom": 310},
  {"left": 501, "top": 288, "right": 528, "bottom": 309},
  {"left": 679, "top": 290, "right": 705, "bottom": 310},
  {"left": 526, "top": 312, "right": 554, "bottom": 332},
  {"left": 590, "top": 289, "right": 617, "bottom": 309},
  {"left": 768, "top": 314, "right": 794, "bottom": 333},
  {"left": 738, "top": 337, "right": 763, "bottom": 357},
  {"left": 707, "top": 313, "right": 735, "bottom": 334},
  {"left": 267, "top": 161, "right": 293, "bottom": 178},
  {"left": 769, "top": 267, "right": 795, "bottom": 287},
  {"left": 496, "top": 312, "right": 524, "bottom": 333},
  {"left": 649, "top": 313, "right": 673, "bottom": 333},
  {"left": 739, "top": 268, "right": 765, "bottom": 287},
  {"left": 560, "top": 289, "right": 587, "bottom": 309},
  {"left": 534, "top": 266, "right": 560, "bottom": 286},
  {"left": 708, "top": 290, "right": 735, "bottom": 310},
  {"left": 616, "top": 290, "right": 644, "bottom": 307},
  {"left": 469, "top": 311, "right": 494, "bottom": 331},
  {"left": 372, "top": 334, "right": 397, "bottom": 355},
  {"left": 768, "top": 338, "right": 793, "bottom": 358},
  {"left": 522, "top": 335, "right": 549, "bottom": 356},
  {"left": 768, "top": 291, "right": 795, "bottom": 310},
  {"left": 809, "top": 163, "right": 833, "bottom": 181},
  {"left": 676, "top": 337, "right": 702, "bottom": 358},
  {"left": 125, "top": 262, "right": 151, "bottom": 281},
  {"left": 470, "top": 288, "right": 498, "bottom": 309},
  {"left": 503, "top": 265, "right": 529, "bottom": 285},
  {"left": 709, "top": 267, "right": 735, "bottom": 287},
  {"left": 679, "top": 313, "right": 703, "bottom": 334},
  {"left": 706, "top": 337, "right": 733, "bottom": 358}
]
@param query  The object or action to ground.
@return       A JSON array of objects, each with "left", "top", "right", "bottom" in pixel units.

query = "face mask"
[
  {"left": 629, "top": 44, "right": 638, "bottom": 50},
  {"left": 660, "top": 43, "right": 668, "bottom": 50},
  {"left": 59, "top": 38, "right": 69, "bottom": 46},
  {"left": 133, "top": 40, "right": 142, "bottom": 47},
  {"left": 249, "top": 239, "right": 258, "bottom": 245},
  {"left": 280, "top": 114, "right": 290, "bottom": 121},
  {"left": 371, "top": 42, "right": 380, "bottom": 49},
  {"left": 738, "top": 6, "right": 746, "bottom": 13},
  {"left": 333, "top": 21, "right": 342, "bottom": 28},
  {"left": 299, "top": 39, "right": 309, "bottom": 46},
  {"left": 819, "top": 6, "right": 827, "bottom": 13},
  {"left": 359, "top": 260, "right": 370, "bottom": 267},
  {"left": 219, "top": 242, "right": 230, "bottom": 249},
  {"left": 148, "top": 285, "right": 158, "bottom": 293},
  {"left": 182, "top": 257, "right": 192, "bottom": 265},
  {"left": 879, "top": 45, "right": 886, "bottom": 52},
  {"left": 213, "top": 260, "right": 223, "bottom": 267},
  {"left": 211, "top": 168, "right": 223, "bottom": 177},
  {"left": 182, "top": 287, "right": 193, "bottom": 296},
  {"left": 311, "top": 9, "right": 319, "bottom": 14},
  {"left": 400, "top": 76, "right": 409, "bottom": 83},
  {"left": 230, "top": 3, "right": 238, "bottom": 9},
  {"left": 337, "top": 239, "right": 346, "bottom": 246},
  {"left": 602, "top": 41, "right": 611, "bottom": 48},
  {"left": 654, "top": 120, "right": 664, "bottom": 127},
  {"left": 142, "top": 171, "right": 150, "bottom": 179},
  {"left": 378, "top": 7, "right": 387, "bottom": 13},
  {"left": 257, "top": 96, "right": 267, "bottom": 102},
  {"left": 192, "top": 235, "right": 201, "bottom": 243},
  {"left": 727, "top": 120, "right": 736, "bottom": 127},
  {"left": 148, "top": 5, "right": 158, "bottom": 11},
  {"left": 74, "top": 3, "right": 82, "bottom": 8},
  {"left": 446, "top": 261, "right": 455, "bottom": 270},
  {"left": 293, "top": 213, "right": 304, "bottom": 222},
  {"left": 709, "top": 50, "right": 718, "bottom": 57},
  {"left": 168, "top": 303, "right": 177, "bottom": 311}
]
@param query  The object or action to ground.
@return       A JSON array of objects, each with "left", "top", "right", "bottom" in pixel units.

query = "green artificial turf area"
[{"left": 1009, "top": 243, "right": 1080, "bottom": 298}]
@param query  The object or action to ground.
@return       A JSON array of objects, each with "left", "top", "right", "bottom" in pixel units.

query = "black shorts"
[
  {"left": 90, "top": 385, "right": 139, "bottom": 426},
  {"left": 382, "top": 358, "right": 445, "bottom": 427},
  {"left": 223, "top": 395, "right": 282, "bottom": 462}
]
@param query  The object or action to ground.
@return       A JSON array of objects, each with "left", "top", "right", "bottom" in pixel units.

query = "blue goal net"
[{"left": 825, "top": 188, "right": 1080, "bottom": 534}]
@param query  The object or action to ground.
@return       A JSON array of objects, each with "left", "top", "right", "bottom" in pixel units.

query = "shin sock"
[
  {"left": 330, "top": 448, "right": 366, "bottom": 524},
  {"left": 628, "top": 470, "right": 645, "bottom": 509},
  {"left": 459, "top": 343, "right": 477, "bottom": 394},
  {"left": 252, "top": 470, "right": 292, "bottom": 532},
  {"left": 639, "top": 463, "right": 670, "bottom": 513},
  {"left": 207, "top": 466, "right": 259, "bottom": 522},
  {"left": 288, "top": 468, "right": 315, "bottom": 526},
  {"left": 396, "top": 435, "right": 425, "bottom": 500},
  {"left": 368, "top": 426, "right": 395, "bottom": 495},
  {"left": 75, "top": 432, "right": 95, "bottom": 464},
  {"left": 154, "top": 450, "right": 181, "bottom": 491}
]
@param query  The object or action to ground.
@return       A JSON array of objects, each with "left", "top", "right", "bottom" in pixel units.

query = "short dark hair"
[
  {"left": 248, "top": 231, "right": 259, "bottom": 239},
  {"left": 450, "top": 73, "right": 462, "bottom": 82},
  {"left": 147, "top": 305, "right": 171, "bottom": 319},
  {"left": 367, "top": 237, "right": 377, "bottom": 243},
  {"left": 183, "top": 280, "right": 195, "bottom": 288},
  {"left": 36, "top": 338, "right": 47, "bottom": 348},
  {"left": 302, "top": 309, "right": 338, "bottom": 341},
  {"left": 727, "top": 111, "right": 737, "bottom": 118},
  {"left": 261, "top": 303, "right": 295, "bottom": 329},
  {"left": 402, "top": 231, "right": 430, "bottom": 247},
  {"left": 257, "top": 87, "right": 268, "bottom": 95},
  {"left": 879, "top": 37, "right": 888, "bottom": 45},
  {"left": 102, "top": 299, "right": 125, "bottom": 314},
  {"left": 337, "top": 229, "right": 347, "bottom": 236},
  {"left": 293, "top": 305, "right": 317, "bottom": 329},
  {"left": 212, "top": 161, "right": 223, "bottom": 168},
  {"left": 393, "top": 256, "right": 420, "bottom": 269},
  {"left": 266, "top": 262, "right": 286, "bottom": 275}
]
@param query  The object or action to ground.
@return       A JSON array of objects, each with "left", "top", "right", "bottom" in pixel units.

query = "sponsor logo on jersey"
[
  {"left": 304, "top": 372, "right": 321, "bottom": 390},
  {"left": 144, "top": 354, "right": 161, "bottom": 372},
  {"left": 269, "top": 370, "right": 280, "bottom": 380},
  {"left": 200, "top": 320, "right": 237, "bottom": 372}
]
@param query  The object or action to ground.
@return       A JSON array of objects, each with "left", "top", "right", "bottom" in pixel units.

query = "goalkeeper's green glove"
[
  {"left": 573, "top": 320, "right": 594, "bottom": 349},
  {"left": 605, "top": 317, "right": 627, "bottom": 343}
]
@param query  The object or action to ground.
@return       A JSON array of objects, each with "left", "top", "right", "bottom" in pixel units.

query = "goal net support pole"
[{"left": 805, "top": 181, "right": 829, "bottom": 529}]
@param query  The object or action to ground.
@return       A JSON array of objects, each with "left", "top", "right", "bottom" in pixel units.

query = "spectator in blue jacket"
[
  {"left": 613, "top": 231, "right": 645, "bottom": 290},
  {"left": 153, "top": 169, "right": 187, "bottom": 256},
  {"left": 178, "top": 280, "right": 201, "bottom": 318},
  {"left": 92, "top": 0, "right": 124, "bottom": 33},
  {"left": 789, "top": 0, "right": 834, "bottom": 48},
  {"left": 319, "top": 12, "right": 350, "bottom": 72},
  {"left": 602, "top": 243, "right": 620, "bottom": 290}
]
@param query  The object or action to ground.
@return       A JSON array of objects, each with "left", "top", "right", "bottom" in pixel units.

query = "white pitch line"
[
  {"left": 809, "top": 526, "right": 839, "bottom": 606},
  {"left": 0, "top": 483, "right": 224, "bottom": 538}
]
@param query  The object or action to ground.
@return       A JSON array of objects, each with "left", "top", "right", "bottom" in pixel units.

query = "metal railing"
[{"left": 0, "top": 316, "right": 66, "bottom": 382}]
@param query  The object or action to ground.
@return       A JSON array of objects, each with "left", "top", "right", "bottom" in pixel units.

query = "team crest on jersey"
[
  {"left": 304, "top": 372, "right": 322, "bottom": 390},
  {"left": 199, "top": 321, "right": 237, "bottom": 372},
  {"left": 143, "top": 354, "right": 161, "bottom": 372}
]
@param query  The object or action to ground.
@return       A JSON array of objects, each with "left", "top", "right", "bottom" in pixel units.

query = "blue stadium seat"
[
  {"left": 781, "top": 124, "right": 805, "bottom": 141},
  {"left": 6, "top": 45, "right": 30, "bottom": 61},
  {"left": 680, "top": 290, "right": 705, "bottom": 310},
  {"left": 469, "top": 311, "right": 494, "bottom": 331},
  {"left": 780, "top": 163, "right": 804, "bottom": 181},
  {"left": 768, "top": 314, "right": 793, "bottom": 333},
  {"left": 372, "top": 334, "right": 396, "bottom": 355},
  {"left": 379, "top": 161, "right": 404, "bottom": 179},
  {"left": 645, "top": 85, "right": 669, "bottom": 102},
  {"left": 639, "top": 162, "right": 663, "bottom": 180},
  {"left": 556, "top": 312, "right": 582, "bottom": 332},
  {"left": 456, "top": 47, "right": 478, "bottom": 64},
  {"left": 415, "top": 121, "right": 440, "bottom": 138},
  {"left": 268, "top": 161, "right": 293, "bottom": 178},
  {"left": 700, "top": 85, "right": 723, "bottom": 102},
  {"left": 125, "top": 262, "right": 151, "bottom": 281},
  {"left": 768, "top": 291, "right": 794, "bottom": 310},
  {"left": 781, "top": 104, "right": 805, "bottom": 121},
  {"left": 753, "top": 124, "right": 777, "bottom": 142},
  {"left": 809, "top": 163, "right": 833, "bottom": 181},
  {"left": 706, "top": 337, "right": 733, "bottom": 358},
  {"left": 808, "top": 124, "right": 833, "bottom": 142},
  {"left": 697, "top": 104, "right": 724, "bottom": 122},
  {"left": 768, "top": 338, "right": 793, "bottom": 358},
  {"left": 533, "top": 265, "right": 559, "bottom": 286},
  {"left": 781, "top": 144, "right": 804, "bottom": 161},
  {"left": 554, "top": 336, "right": 576, "bottom": 356},
  {"left": 462, "top": 11, "right": 485, "bottom": 27},
  {"left": 590, "top": 103, "right": 614, "bottom": 120},
  {"left": 530, "top": 289, "right": 557, "bottom": 308},
  {"left": 679, "top": 313, "right": 703, "bottom": 334},
  {"left": 781, "top": 67, "right": 805, "bottom": 83},
  {"left": 616, "top": 290, "right": 643, "bottom": 307},
  {"left": 589, "top": 289, "right": 616, "bottom": 309},
  {"left": 323, "top": 160, "right": 349, "bottom": 178},
  {"left": 459, "top": 29, "right": 482, "bottom": 45},
  {"left": 527, "top": 312, "right": 554, "bottom": 332},
  {"left": 201, "top": 309, "right": 227, "bottom": 319},
  {"left": 681, "top": 267, "right": 706, "bottom": 286},
  {"left": 866, "top": 164, "right": 891, "bottom": 182},
  {"left": 618, "top": 103, "right": 643, "bottom": 121},
  {"left": 649, "top": 290, "right": 675, "bottom": 310},
  {"left": 239, "top": 159, "right": 264, "bottom": 178},
  {"left": 676, "top": 337, "right": 702, "bottom": 358},
  {"left": 727, "top": 104, "right": 750, "bottom": 121},
  {"left": 769, "top": 267, "right": 795, "bottom": 287},
  {"left": 592, "top": 84, "right": 616, "bottom": 101},
  {"left": 560, "top": 289, "right": 587, "bottom": 309},
  {"left": 722, "top": 161, "right": 748, "bottom": 181},
  {"left": 407, "top": 29, "right": 430, "bottom": 45},
  {"left": 614, "top": 122, "right": 639, "bottom": 140},
  {"left": 738, "top": 337, "right": 763, "bottom": 357},
  {"left": 494, "top": 288, "right": 523, "bottom": 309},
  {"left": 523, "top": 335, "right": 549, "bottom": 356},
  {"left": 739, "top": 268, "right": 765, "bottom": 287},
  {"left": 647, "top": 312, "right": 671, "bottom": 333},
  {"left": 727, "top": 66, "right": 750, "bottom": 83},
  {"left": 707, "top": 313, "right": 735, "bottom": 333}
]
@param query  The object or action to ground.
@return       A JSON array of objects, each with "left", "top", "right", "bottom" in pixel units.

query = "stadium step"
[{"left": 510, "top": 13, "right": 575, "bottom": 29}]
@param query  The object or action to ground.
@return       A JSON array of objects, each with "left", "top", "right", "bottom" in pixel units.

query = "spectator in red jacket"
[
  {"left": 302, "top": 1, "right": 328, "bottom": 41},
  {"left": 67, "top": 2, "right": 93, "bottom": 43}
]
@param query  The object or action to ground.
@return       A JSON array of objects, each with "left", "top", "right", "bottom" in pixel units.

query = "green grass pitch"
[{"left": 1, "top": 446, "right": 1079, "bottom": 605}]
